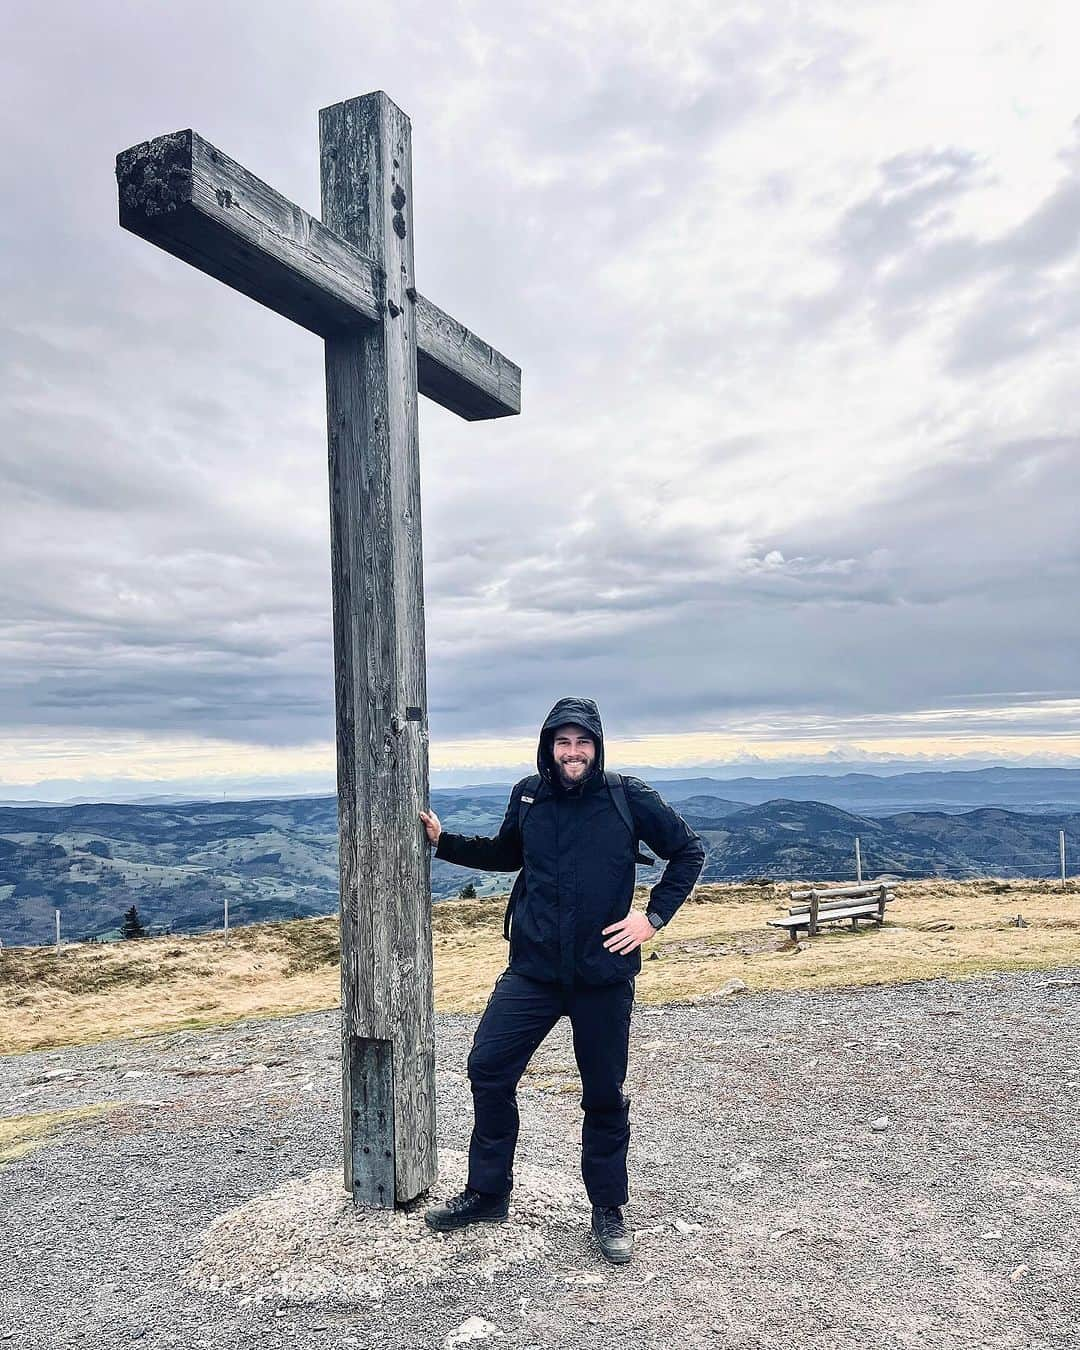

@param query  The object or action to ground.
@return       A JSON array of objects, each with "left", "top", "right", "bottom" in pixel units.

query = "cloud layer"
[{"left": 2, "top": 1, "right": 1078, "bottom": 787}]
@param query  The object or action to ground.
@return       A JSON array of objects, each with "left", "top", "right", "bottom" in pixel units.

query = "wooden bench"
[{"left": 768, "top": 882, "right": 894, "bottom": 938}]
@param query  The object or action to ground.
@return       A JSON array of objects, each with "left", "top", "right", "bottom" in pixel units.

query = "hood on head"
[{"left": 537, "top": 697, "right": 605, "bottom": 787}]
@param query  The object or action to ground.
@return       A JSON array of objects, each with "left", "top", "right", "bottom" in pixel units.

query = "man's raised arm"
[{"left": 421, "top": 784, "right": 525, "bottom": 872}]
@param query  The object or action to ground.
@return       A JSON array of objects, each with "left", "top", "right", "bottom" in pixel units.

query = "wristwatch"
[{"left": 646, "top": 910, "right": 665, "bottom": 930}]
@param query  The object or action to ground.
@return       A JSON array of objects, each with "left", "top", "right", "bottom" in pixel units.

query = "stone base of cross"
[{"left": 116, "top": 93, "right": 521, "bottom": 1206}]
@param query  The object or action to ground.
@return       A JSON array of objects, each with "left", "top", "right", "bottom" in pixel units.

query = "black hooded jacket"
[{"left": 435, "top": 697, "right": 706, "bottom": 986}]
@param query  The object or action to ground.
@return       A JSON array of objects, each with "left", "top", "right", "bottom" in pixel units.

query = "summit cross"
[{"left": 115, "top": 92, "right": 521, "bottom": 1208}]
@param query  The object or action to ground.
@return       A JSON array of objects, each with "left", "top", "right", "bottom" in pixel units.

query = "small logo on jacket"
[{"left": 521, "top": 795, "right": 535, "bottom": 804}]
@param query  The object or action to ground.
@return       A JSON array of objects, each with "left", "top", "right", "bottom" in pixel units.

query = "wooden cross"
[{"left": 115, "top": 93, "right": 520, "bottom": 1208}]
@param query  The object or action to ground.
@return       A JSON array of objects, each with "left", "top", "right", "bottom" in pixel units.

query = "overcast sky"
[{"left": 2, "top": 1, "right": 1079, "bottom": 796}]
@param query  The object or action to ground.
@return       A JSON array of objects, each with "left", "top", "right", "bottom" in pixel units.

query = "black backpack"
[{"left": 502, "top": 770, "right": 655, "bottom": 940}]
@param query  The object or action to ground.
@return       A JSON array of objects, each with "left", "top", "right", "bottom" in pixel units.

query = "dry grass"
[
  {"left": 0, "top": 1105, "right": 113, "bottom": 1165},
  {"left": 0, "top": 919, "right": 342, "bottom": 1056},
  {"left": 2, "top": 880, "right": 1078, "bottom": 1054},
  {"left": 632, "top": 877, "right": 1080, "bottom": 1007},
  {"left": 433, "top": 878, "right": 1080, "bottom": 1010}
]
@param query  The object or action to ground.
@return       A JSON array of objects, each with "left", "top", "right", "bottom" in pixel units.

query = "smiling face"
[{"left": 551, "top": 723, "right": 597, "bottom": 788}]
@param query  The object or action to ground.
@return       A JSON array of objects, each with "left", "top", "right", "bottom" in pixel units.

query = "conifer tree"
[{"left": 121, "top": 905, "right": 145, "bottom": 940}]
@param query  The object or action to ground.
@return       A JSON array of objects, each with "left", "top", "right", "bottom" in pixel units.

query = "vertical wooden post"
[
  {"left": 854, "top": 836, "right": 862, "bottom": 884},
  {"left": 224, "top": 894, "right": 230, "bottom": 945},
  {"left": 54, "top": 909, "right": 61, "bottom": 957},
  {"left": 320, "top": 92, "right": 436, "bottom": 1207},
  {"left": 878, "top": 883, "right": 887, "bottom": 925},
  {"left": 808, "top": 889, "right": 819, "bottom": 937},
  {"left": 1061, "top": 830, "right": 1067, "bottom": 890}
]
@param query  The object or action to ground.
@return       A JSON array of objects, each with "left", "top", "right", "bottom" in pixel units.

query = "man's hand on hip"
[
  {"left": 419, "top": 809, "right": 442, "bottom": 845},
  {"left": 601, "top": 910, "right": 656, "bottom": 955}
]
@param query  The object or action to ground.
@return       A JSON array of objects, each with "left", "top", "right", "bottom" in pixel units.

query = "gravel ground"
[{"left": 1, "top": 966, "right": 1077, "bottom": 1350}]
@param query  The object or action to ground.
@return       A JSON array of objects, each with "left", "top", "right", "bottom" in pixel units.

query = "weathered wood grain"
[
  {"left": 322, "top": 91, "right": 437, "bottom": 1207},
  {"left": 415, "top": 294, "right": 522, "bottom": 421},
  {"left": 116, "top": 129, "right": 520, "bottom": 420},
  {"left": 788, "top": 894, "right": 894, "bottom": 917},
  {"left": 116, "top": 129, "right": 381, "bottom": 333},
  {"left": 789, "top": 882, "right": 893, "bottom": 901},
  {"left": 768, "top": 901, "right": 886, "bottom": 931},
  {"left": 115, "top": 89, "right": 522, "bottom": 1209}
]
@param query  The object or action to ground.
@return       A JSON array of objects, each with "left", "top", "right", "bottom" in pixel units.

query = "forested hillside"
[{"left": 2, "top": 788, "right": 1077, "bottom": 945}]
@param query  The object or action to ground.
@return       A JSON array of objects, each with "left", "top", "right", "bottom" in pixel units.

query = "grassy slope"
[{"left": 2, "top": 880, "right": 1078, "bottom": 1056}]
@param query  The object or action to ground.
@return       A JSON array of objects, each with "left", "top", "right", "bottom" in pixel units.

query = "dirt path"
[{"left": 0, "top": 967, "right": 1077, "bottom": 1349}]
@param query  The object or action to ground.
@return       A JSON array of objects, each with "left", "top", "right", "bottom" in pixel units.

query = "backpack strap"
[
  {"left": 516, "top": 774, "right": 543, "bottom": 834},
  {"left": 604, "top": 771, "right": 656, "bottom": 866},
  {"left": 504, "top": 776, "right": 542, "bottom": 941},
  {"left": 502, "top": 871, "right": 525, "bottom": 941}
]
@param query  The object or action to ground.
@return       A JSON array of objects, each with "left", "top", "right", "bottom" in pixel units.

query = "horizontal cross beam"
[{"left": 115, "top": 129, "right": 520, "bottom": 421}]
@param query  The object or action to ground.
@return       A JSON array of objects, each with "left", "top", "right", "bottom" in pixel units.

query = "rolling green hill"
[{"left": 1, "top": 791, "right": 1077, "bottom": 946}]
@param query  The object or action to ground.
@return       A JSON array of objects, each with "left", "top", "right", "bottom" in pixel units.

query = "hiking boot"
[
  {"left": 424, "top": 1186, "right": 510, "bottom": 1232},
  {"left": 591, "top": 1204, "right": 634, "bottom": 1264}
]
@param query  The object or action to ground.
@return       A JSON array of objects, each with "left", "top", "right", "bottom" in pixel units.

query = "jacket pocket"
[{"left": 508, "top": 883, "right": 559, "bottom": 970}]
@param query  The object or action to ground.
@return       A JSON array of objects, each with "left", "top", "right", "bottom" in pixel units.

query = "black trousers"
[{"left": 466, "top": 968, "right": 635, "bottom": 1207}]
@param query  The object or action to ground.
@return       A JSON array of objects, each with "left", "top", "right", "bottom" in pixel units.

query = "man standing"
[{"left": 419, "top": 697, "right": 705, "bottom": 1263}]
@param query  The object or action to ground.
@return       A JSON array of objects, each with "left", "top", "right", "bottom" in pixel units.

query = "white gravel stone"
[
  {"left": 444, "top": 1316, "right": 503, "bottom": 1346},
  {"left": 712, "top": 977, "right": 749, "bottom": 998},
  {"left": 185, "top": 1148, "right": 589, "bottom": 1307}
]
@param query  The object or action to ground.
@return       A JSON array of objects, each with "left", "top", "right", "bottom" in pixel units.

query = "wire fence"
[
  {"left": 699, "top": 843, "right": 1072, "bottom": 884},
  {"left": 702, "top": 866, "right": 1074, "bottom": 883},
  {"left": 693, "top": 826, "right": 1074, "bottom": 886}
]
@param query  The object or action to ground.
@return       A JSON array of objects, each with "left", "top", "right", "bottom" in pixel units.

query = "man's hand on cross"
[
  {"left": 601, "top": 910, "right": 657, "bottom": 955},
  {"left": 419, "top": 810, "right": 442, "bottom": 845}
]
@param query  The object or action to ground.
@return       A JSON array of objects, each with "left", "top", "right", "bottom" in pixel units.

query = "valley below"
[{"left": 2, "top": 772, "right": 1079, "bottom": 945}]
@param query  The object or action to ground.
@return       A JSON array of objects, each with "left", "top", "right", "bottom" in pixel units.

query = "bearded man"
[{"left": 419, "top": 697, "right": 705, "bottom": 1264}]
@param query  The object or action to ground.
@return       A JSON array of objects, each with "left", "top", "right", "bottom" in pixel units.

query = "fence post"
[
  {"left": 224, "top": 894, "right": 230, "bottom": 946},
  {"left": 1061, "top": 830, "right": 1067, "bottom": 890},
  {"left": 55, "top": 909, "right": 61, "bottom": 957},
  {"left": 855, "top": 836, "right": 862, "bottom": 884}
]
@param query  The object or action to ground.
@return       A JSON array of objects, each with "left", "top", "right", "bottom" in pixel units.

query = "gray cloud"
[
  {"left": 424, "top": 424, "right": 1080, "bottom": 740},
  {"left": 1, "top": 2, "right": 1077, "bottom": 784},
  {"left": 790, "top": 128, "right": 1080, "bottom": 372}
]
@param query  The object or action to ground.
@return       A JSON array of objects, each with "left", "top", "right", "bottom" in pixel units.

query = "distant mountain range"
[
  {"left": 2, "top": 769, "right": 1077, "bottom": 946},
  {"left": 689, "top": 800, "right": 1075, "bottom": 885},
  {"left": 428, "top": 790, "right": 1077, "bottom": 897},
  {"left": 444, "top": 767, "right": 1080, "bottom": 814}
]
